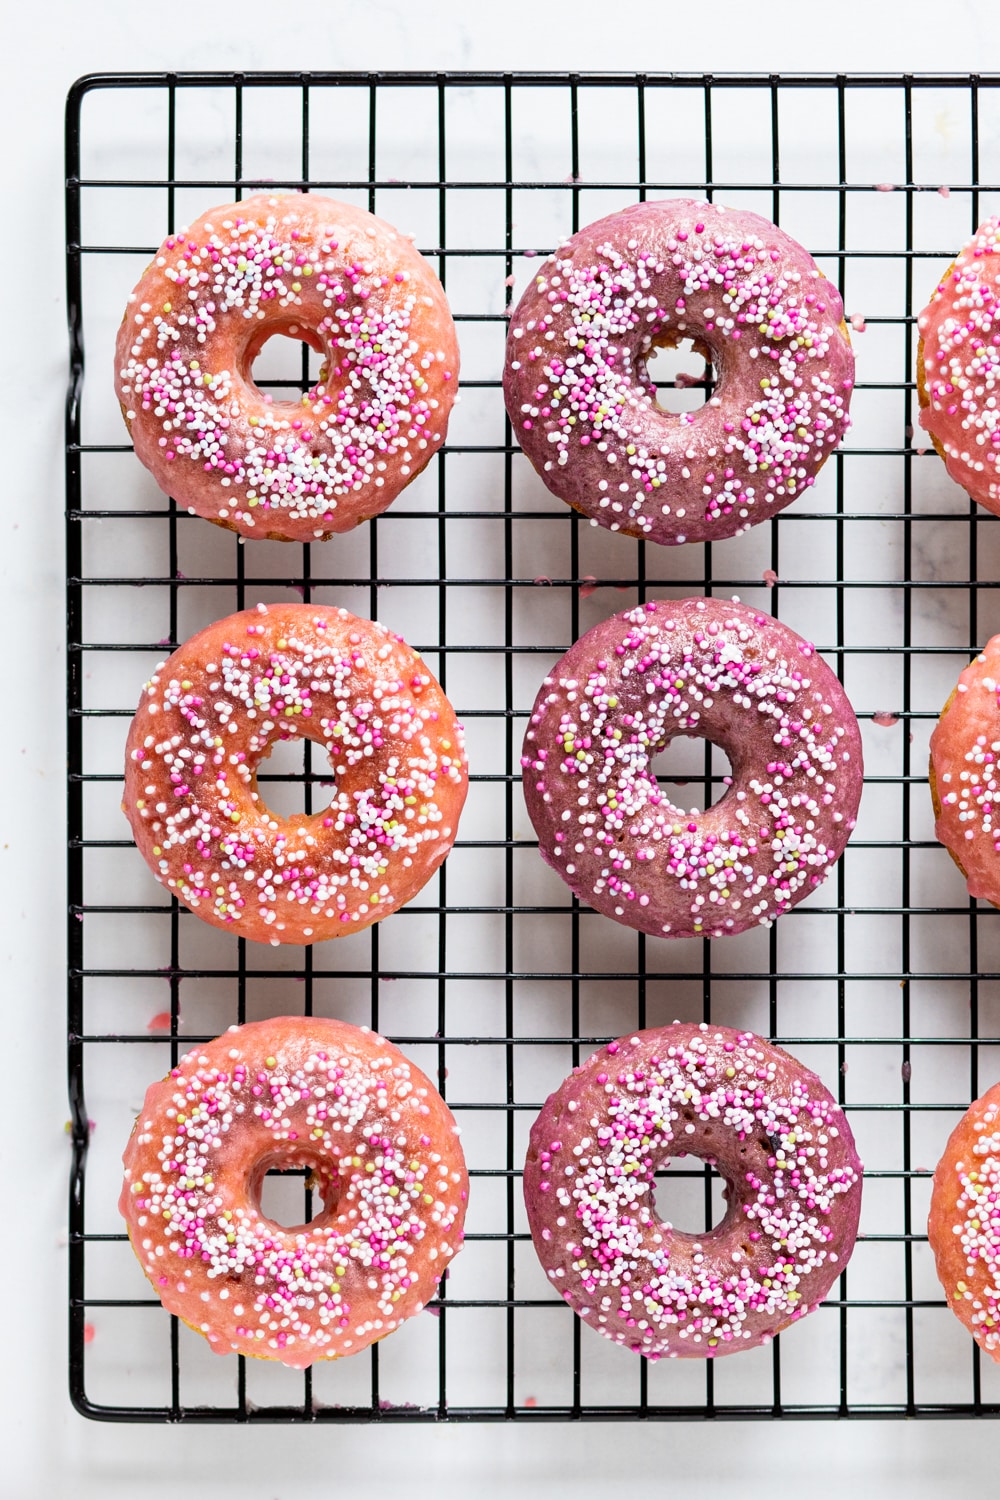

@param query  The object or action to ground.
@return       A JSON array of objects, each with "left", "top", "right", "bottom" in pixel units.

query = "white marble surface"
[{"left": 4, "top": 1, "right": 999, "bottom": 1494}]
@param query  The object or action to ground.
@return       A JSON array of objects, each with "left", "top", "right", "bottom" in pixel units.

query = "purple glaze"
[
  {"left": 504, "top": 200, "right": 854, "bottom": 545},
  {"left": 521, "top": 597, "right": 863, "bottom": 939},
  {"left": 524, "top": 1023, "right": 863, "bottom": 1359}
]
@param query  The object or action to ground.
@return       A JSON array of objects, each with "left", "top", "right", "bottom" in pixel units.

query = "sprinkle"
[{"left": 871, "top": 711, "right": 899, "bottom": 727}]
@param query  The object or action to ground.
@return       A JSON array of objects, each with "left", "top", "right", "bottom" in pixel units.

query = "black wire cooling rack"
[{"left": 66, "top": 71, "right": 1000, "bottom": 1422}]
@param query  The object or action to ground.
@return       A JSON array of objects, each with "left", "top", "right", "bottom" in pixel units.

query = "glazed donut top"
[
  {"left": 523, "top": 1023, "right": 863, "bottom": 1359},
  {"left": 115, "top": 193, "right": 458, "bottom": 540},
  {"left": 504, "top": 199, "right": 854, "bottom": 545},
  {"left": 521, "top": 597, "right": 863, "bottom": 939},
  {"left": 123, "top": 603, "right": 467, "bottom": 944},
  {"left": 120, "top": 1017, "right": 468, "bottom": 1366},
  {"left": 918, "top": 215, "right": 1000, "bottom": 513},
  {"left": 928, "top": 633, "right": 1000, "bottom": 905}
]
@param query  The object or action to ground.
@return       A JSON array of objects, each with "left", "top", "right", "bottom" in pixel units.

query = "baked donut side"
[
  {"left": 928, "top": 635, "right": 1000, "bottom": 906},
  {"left": 521, "top": 597, "right": 863, "bottom": 939},
  {"left": 120, "top": 1017, "right": 469, "bottom": 1367},
  {"left": 123, "top": 603, "right": 467, "bottom": 945},
  {"left": 927, "top": 1081, "right": 1000, "bottom": 1362},
  {"left": 503, "top": 198, "right": 854, "bottom": 545},
  {"left": 115, "top": 193, "right": 459, "bottom": 542},
  {"left": 524, "top": 1022, "right": 863, "bottom": 1359},
  {"left": 917, "top": 219, "right": 1000, "bottom": 514}
]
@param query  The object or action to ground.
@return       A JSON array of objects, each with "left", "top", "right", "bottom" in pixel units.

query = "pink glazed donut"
[
  {"left": 123, "top": 603, "right": 467, "bottom": 945},
  {"left": 927, "top": 1080, "right": 1000, "bottom": 1362},
  {"left": 523, "top": 1022, "right": 863, "bottom": 1359},
  {"left": 928, "top": 633, "right": 1000, "bottom": 905},
  {"left": 521, "top": 597, "right": 863, "bottom": 939},
  {"left": 503, "top": 199, "right": 854, "bottom": 545},
  {"left": 120, "top": 1017, "right": 469, "bottom": 1367},
  {"left": 917, "top": 216, "right": 1000, "bottom": 515},
  {"left": 115, "top": 193, "right": 459, "bottom": 541}
]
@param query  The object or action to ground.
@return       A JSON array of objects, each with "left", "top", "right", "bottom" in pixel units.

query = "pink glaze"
[
  {"left": 929, "top": 634, "right": 1000, "bottom": 905},
  {"left": 918, "top": 216, "right": 1000, "bottom": 514},
  {"left": 521, "top": 597, "right": 863, "bottom": 939},
  {"left": 123, "top": 603, "right": 467, "bottom": 945},
  {"left": 115, "top": 193, "right": 458, "bottom": 541},
  {"left": 928, "top": 1080, "right": 1000, "bottom": 1362},
  {"left": 503, "top": 200, "right": 854, "bottom": 545},
  {"left": 120, "top": 1018, "right": 468, "bottom": 1368},
  {"left": 524, "top": 1023, "right": 863, "bottom": 1359}
]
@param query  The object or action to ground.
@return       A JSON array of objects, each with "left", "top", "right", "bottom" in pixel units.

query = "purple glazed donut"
[
  {"left": 521, "top": 597, "right": 863, "bottom": 939},
  {"left": 524, "top": 1022, "right": 863, "bottom": 1359},
  {"left": 503, "top": 199, "right": 854, "bottom": 545}
]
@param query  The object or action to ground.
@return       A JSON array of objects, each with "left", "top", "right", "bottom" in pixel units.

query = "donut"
[
  {"left": 524, "top": 1022, "right": 863, "bottom": 1359},
  {"left": 120, "top": 1016, "right": 468, "bottom": 1367},
  {"left": 115, "top": 192, "right": 459, "bottom": 541},
  {"left": 927, "top": 1081, "right": 1000, "bottom": 1361},
  {"left": 928, "top": 635, "right": 1000, "bottom": 906},
  {"left": 917, "top": 216, "right": 1000, "bottom": 515},
  {"left": 503, "top": 198, "right": 854, "bottom": 545},
  {"left": 123, "top": 602, "right": 467, "bottom": 944},
  {"left": 521, "top": 597, "right": 863, "bottom": 939}
]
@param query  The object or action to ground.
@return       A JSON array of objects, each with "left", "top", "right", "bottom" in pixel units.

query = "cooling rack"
[{"left": 66, "top": 70, "right": 1000, "bottom": 1422}]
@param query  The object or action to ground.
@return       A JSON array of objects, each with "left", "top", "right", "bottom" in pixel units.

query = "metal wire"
[{"left": 66, "top": 71, "right": 1000, "bottom": 1422}]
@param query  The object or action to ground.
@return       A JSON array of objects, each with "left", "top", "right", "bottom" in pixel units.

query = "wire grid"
[{"left": 66, "top": 71, "right": 1000, "bottom": 1423}]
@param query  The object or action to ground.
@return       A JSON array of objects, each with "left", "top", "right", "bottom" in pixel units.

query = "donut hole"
[
  {"left": 642, "top": 335, "right": 715, "bottom": 415},
  {"left": 242, "top": 322, "right": 326, "bottom": 408},
  {"left": 255, "top": 1155, "right": 339, "bottom": 1231},
  {"left": 648, "top": 735, "right": 732, "bottom": 815},
  {"left": 651, "top": 1155, "right": 729, "bottom": 1235},
  {"left": 253, "top": 733, "right": 334, "bottom": 821}
]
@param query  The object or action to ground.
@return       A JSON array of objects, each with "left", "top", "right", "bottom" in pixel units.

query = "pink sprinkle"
[
  {"left": 580, "top": 576, "right": 599, "bottom": 598},
  {"left": 849, "top": 314, "right": 867, "bottom": 334},
  {"left": 148, "top": 1011, "right": 174, "bottom": 1032},
  {"left": 875, "top": 183, "right": 895, "bottom": 192},
  {"left": 938, "top": 185, "right": 951, "bottom": 199},
  {"left": 84, "top": 1323, "right": 96, "bottom": 1344},
  {"left": 872, "top": 711, "right": 898, "bottom": 728},
  {"left": 523, "top": 1394, "right": 538, "bottom": 1407},
  {"left": 762, "top": 569, "right": 778, "bottom": 588},
  {"left": 534, "top": 576, "right": 552, "bottom": 587},
  {"left": 505, "top": 275, "right": 516, "bottom": 287},
  {"left": 523, "top": 250, "right": 538, "bottom": 259}
]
